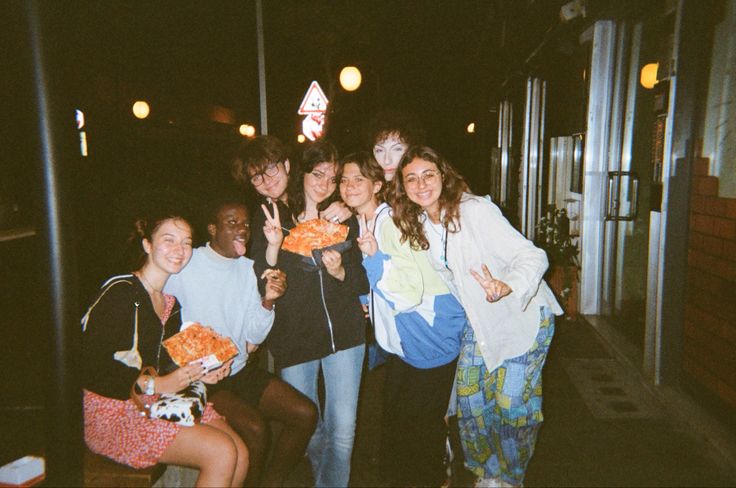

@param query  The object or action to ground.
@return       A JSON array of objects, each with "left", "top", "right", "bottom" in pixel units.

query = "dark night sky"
[
  {"left": 3, "top": 1, "right": 506, "bottom": 293},
  {"left": 63, "top": 1, "right": 499, "bottom": 152}
]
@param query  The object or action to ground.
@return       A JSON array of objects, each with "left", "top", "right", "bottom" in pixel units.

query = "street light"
[
  {"left": 132, "top": 101, "right": 150, "bottom": 119},
  {"left": 339, "top": 66, "right": 362, "bottom": 92},
  {"left": 239, "top": 124, "right": 256, "bottom": 137},
  {"left": 640, "top": 63, "right": 659, "bottom": 89}
]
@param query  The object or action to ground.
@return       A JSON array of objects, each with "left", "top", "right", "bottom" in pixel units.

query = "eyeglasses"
[
  {"left": 404, "top": 171, "right": 439, "bottom": 189},
  {"left": 249, "top": 162, "right": 281, "bottom": 186}
]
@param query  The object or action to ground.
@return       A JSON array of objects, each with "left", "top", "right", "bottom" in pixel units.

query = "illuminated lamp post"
[
  {"left": 239, "top": 124, "right": 256, "bottom": 137},
  {"left": 339, "top": 66, "right": 362, "bottom": 92},
  {"left": 640, "top": 63, "right": 659, "bottom": 89},
  {"left": 132, "top": 100, "right": 150, "bottom": 119}
]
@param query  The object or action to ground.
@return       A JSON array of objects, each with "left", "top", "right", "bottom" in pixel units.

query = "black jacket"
[
  {"left": 250, "top": 200, "right": 369, "bottom": 368},
  {"left": 81, "top": 275, "right": 179, "bottom": 400}
]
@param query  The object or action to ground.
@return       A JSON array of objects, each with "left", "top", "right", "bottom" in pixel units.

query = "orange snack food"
[
  {"left": 162, "top": 323, "right": 238, "bottom": 366},
  {"left": 281, "top": 219, "right": 349, "bottom": 257}
]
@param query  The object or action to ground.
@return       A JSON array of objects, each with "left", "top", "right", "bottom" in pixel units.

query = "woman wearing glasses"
[
  {"left": 391, "top": 146, "right": 562, "bottom": 488},
  {"left": 339, "top": 151, "right": 467, "bottom": 487},
  {"left": 232, "top": 137, "right": 368, "bottom": 488}
]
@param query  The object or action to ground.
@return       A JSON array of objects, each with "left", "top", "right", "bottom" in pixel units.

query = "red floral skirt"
[{"left": 83, "top": 389, "right": 223, "bottom": 469}]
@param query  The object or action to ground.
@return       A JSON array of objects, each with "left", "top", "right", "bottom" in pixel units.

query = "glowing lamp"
[
  {"left": 339, "top": 66, "right": 362, "bottom": 92},
  {"left": 640, "top": 63, "right": 659, "bottom": 89},
  {"left": 132, "top": 101, "right": 150, "bottom": 119},
  {"left": 297, "top": 134, "right": 306, "bottom": 143},
  {"left": 467, "top": 122, "right": 476, "bottom": 134},
  {"left": 239, "top": 124, "right": 256, "bottom": 137}
]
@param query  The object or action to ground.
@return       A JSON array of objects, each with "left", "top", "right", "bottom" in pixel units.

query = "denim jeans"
[{"left": 280, "top": 344, "right": 365, "bottom": 488}]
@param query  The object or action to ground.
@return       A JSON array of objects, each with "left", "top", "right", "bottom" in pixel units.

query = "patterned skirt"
[
  {"left": 84, "top": 389, "right": 223, "bottom": 469},
  {"left": 456, "top": 307, "right": 554, "bottom": 485}
]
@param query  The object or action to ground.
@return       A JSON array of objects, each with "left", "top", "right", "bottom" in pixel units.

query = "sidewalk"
[{"left": 286, "top": 317, "right": 736, "bottom": 487}]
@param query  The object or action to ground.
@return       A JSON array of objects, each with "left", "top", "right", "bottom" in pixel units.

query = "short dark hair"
[
  {"left": 231, "top": 135, "right": 289, "bottom": 186},
  {"left": 205, "top": 194, "right": 248, "bottom": 227}
]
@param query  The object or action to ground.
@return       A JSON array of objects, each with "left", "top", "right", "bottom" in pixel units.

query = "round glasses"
[{"left": 249, "top": 162, "right": 281, "bottom": 186}]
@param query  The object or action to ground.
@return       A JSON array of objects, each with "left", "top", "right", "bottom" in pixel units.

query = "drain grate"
[{"left": 563, "top": 358, "right": 661, "bottom": 419}]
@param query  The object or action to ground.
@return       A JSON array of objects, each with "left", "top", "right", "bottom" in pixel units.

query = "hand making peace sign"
[
  {"left": 356, "top": 214, "right": 378, "bottom": 257},
  {"left": 261, "top": 201, "right": 284, "bottom": 247},
  {"left": 470, "top": 263, "right": 512, "bottom": 303}
]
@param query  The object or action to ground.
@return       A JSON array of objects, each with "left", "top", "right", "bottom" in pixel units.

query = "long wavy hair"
[
  {"left": 391, "top": 145, "right": 468, "bottom": 250},
  {"left": 288, "top": 140, "right": 339, "bottom": 219}
]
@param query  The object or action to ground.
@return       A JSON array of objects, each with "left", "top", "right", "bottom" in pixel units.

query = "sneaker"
[{"left": 474, "top": 477, "right": 517, "bottom": 488}]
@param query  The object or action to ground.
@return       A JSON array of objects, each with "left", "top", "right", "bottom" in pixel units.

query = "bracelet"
[
  {"left": 144, "top": 375, "right": 155, "bottom": 395},
  {"left": 262, "top": 298, "right": 275, "bottom": 311}
]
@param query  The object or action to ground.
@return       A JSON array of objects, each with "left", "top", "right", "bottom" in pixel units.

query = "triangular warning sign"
[{"left": 298, "top": 81, "right": 329, "bottom": 115}]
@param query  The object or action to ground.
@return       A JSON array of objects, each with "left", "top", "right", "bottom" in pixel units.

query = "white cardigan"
[{"left": 442, "top": 193, "right": 562, "bottom": 373}]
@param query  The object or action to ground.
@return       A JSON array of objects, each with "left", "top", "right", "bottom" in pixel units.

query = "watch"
[{"left": 144, "top": 376, "right": 155, "bottom": 395}]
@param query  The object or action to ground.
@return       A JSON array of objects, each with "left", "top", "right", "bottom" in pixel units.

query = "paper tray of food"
[{"left": 162, "top": 322, "right": 238, "bottom": 370}]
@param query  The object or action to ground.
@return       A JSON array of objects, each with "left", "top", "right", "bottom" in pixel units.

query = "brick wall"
[{"left": 683, "top": 156, "right": 736, "bottom": 411}]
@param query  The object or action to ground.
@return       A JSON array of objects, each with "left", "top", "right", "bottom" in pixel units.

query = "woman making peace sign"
[{"left": 391, "top": 146, "right": 563, "bottom": 488}]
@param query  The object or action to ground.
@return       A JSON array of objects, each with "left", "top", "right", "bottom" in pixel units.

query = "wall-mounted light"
[
  {"left": 239, "top": 124, "right": 256, "bottom": 137},
  {"left": 339, "top": 66, "right": 362, "bottom": 92},
  {"left": 132, "top": 101, "right": 150, "bottom": 119},
  {"left": 640, "top": 63, "right": 659, "bottom": 89},
  {"left": 466, "top": 122, "right": 476, "bottom": 134}
]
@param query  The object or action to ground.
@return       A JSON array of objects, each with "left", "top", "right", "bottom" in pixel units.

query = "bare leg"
[
  {"left": 159, "top": 420, "right": 248, "bottom": 487},
  {"left": 210, "top": 390, "right": 269, "bottom": 487},
  {"left": 257, "top": 378, "right": 317, "bottom": 487}
]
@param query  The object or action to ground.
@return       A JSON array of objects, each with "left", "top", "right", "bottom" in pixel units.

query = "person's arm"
[
  {"left": 242, "top": 265, "right": 278, "bottom": 346},
  {"left": 362, "top": 218, "right": 425, "bottom": 312},
  {"left": 338, "top": 217, "right": 370, "bottom": 295},
  {"left": 81, "top": 281, "right": 147, "bottom": 399},
  {"left": 469, "top": 197, "right": 549, "bottom": 310}
]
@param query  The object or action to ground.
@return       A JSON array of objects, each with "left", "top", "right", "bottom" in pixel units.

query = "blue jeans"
[{"left": 280, "top": 344, "right": 365, "bottom": 487}]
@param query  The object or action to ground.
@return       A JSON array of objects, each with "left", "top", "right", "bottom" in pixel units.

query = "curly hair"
[
  {"left": 365, "top": 109, "right": 426, "bottom": 147},
  {"left": 336, "top": 151, "right": 386, "bottom": 205},
  {"left": 288, "top": 140, "right": 339, "bottom": 219},
  {"left": 391, "top": 146, "right": 468, "bottom": 250}
]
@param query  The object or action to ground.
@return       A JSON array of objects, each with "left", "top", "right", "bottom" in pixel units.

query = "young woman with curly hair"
[{"left": 392, "top": 146, "right": 563, "bottom": 488}]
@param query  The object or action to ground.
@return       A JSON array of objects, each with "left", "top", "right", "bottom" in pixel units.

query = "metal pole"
[
  {"left": 26, "top": 1, "right": 82, "bottom": 485},
  {"left": 256, "top": 0, "right": 268, "bottom": 135}
]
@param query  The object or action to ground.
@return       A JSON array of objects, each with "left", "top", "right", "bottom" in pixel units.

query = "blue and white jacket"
[{"left": 362, "top": 203, "right": 467, "bottom": 369}]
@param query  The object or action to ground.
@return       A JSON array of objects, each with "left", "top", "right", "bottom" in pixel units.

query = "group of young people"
[{"left": 81, "top": 111, "right": 562, "bottom": 488}]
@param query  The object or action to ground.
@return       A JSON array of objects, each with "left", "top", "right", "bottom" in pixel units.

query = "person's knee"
[
  {"left": 207, "top": 433, "right": 239, "bottom": 471},
  {"left": 292, "top": 397, "right": 318, "bottom": 432}
]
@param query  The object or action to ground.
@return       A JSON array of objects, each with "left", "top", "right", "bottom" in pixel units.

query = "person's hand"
[
  {"left": 321, "top": 249, "right": 345, "bottom": 280},
  {"left": 261, "top": 202, "right": 284, "bottom": 247},
  {"left": 200, "top": 359, "right": 233, "bottom": 385},
  {"left": 156, "top": 361, "right": 207, "bottom": 393},
  {"left": 356, "top": 214, "right": 378, "bottom": 256},
  {"left": 261, "top": 268, "right": 287, "bottom": 301},
  {"left": 470, "top": 264, "right": 512, "bottom": 303},
  {"left": 320, "top": 201, "right": 352, "bottom": 224}
]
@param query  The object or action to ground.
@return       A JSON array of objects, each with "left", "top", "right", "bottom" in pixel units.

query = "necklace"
[
  {"left": 137, "top": 271, "right": 163, "bottom": 295},
  {"left": 426, "top": 219, "right": 449, "bottom": 268}
]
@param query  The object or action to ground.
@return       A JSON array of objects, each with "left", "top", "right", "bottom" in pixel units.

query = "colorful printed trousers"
[{"left": 456, "top": 307, "right": 555, "bottom": 486}]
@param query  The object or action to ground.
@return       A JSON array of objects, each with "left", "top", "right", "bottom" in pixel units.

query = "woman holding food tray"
[
  {"left": 232, "top": 136, "right": 368, "bottom": 488},
  {"left": 81, "top": 210, "right": 248, "bottom": 487}
]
